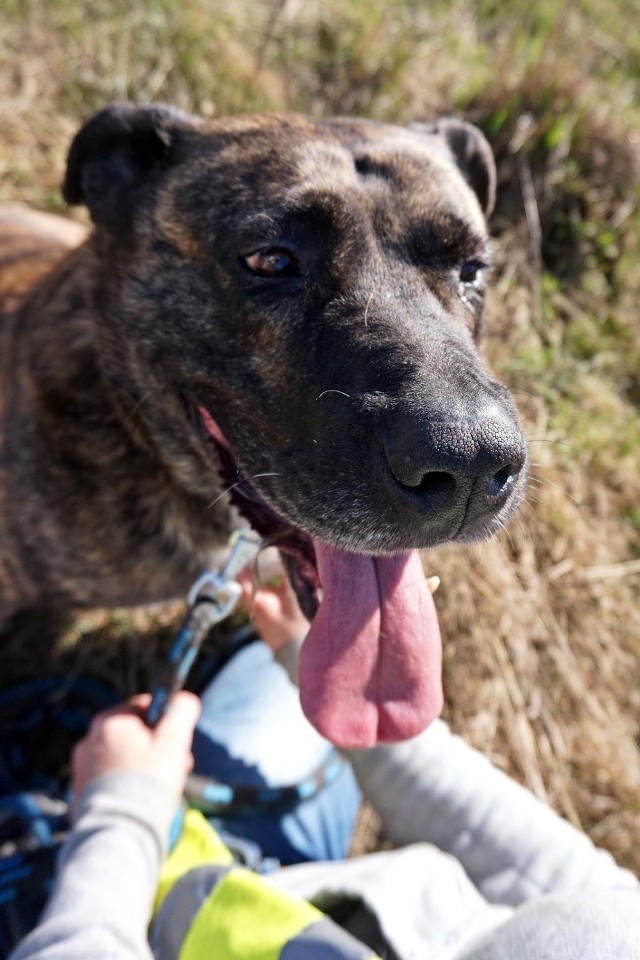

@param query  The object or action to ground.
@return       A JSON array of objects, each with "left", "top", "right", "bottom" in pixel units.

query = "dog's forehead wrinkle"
[
  {"left": 343, "top": 132, "right": 486, "bottom": 222},
  {"left": 322, "top": 116, "right": 451, "bottom": 163},
  {"left": 288, "top": 134, "right": 473, "bottom": 222},
  {"left": 294, "top": 138, "right": 356, "bottom": 182}
]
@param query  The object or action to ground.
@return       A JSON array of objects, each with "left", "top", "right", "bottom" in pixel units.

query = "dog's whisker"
[
  {"left": 508, "top": 387, "right": 540, "bottom": 399},
  {"left": 528, "top": 459, "right": 573, "bottom": 469},
  {"left": 363, "top": 289, "right": 375, "bottom": 327},
  {"left": 206, "top": 472, "right": 280, "bottom": 510},
  {"left": 500, "top": 521, "right": 516, "bottom": 552},
  {"left": 316, "top": 390, "right": 352, "bottom": 401},
  {"left": 526, "top": 437, "right": 577, "bottom": 450},
  {"left": 510, "top": 514, "right": 530, "bottom": 546},
  {"left": 527, "top": 472, "right": 582, "bottom": 507},
  {"left": 131, "top": 390, "right": 153, "bottom": 415}
]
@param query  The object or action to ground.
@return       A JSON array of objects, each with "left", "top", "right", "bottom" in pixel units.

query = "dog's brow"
[
  {"left": 352, "top": 155, "right": 404, "bottom": 187},
  {"left": 239, "top": 212, "right": 280, "bottom": 231},
  {"left": 404, "top": 215, "right": 488, "bottom": 265},
  {"left": 284, "top": 189, "right": 345, "bottom": 216},
  {"left": 234, "top": 212, "right": 283, "bottom": 243}
]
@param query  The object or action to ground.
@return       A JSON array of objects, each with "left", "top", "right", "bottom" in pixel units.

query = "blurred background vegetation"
[{"left": 2, "top": 0, "right": 640, "bottom": 869}]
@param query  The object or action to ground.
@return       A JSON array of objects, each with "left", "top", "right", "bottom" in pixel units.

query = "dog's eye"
[
  {"left": 459, "top": 260, "right": 484, "bottom": 285},
  {"left": 242, "top": 247, "right": 301, "bottom": 278}
]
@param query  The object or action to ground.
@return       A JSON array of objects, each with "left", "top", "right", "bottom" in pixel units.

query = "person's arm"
[
  {"left": 346, "top": 721, "right": 638, "bottom": 906},
  {"left": 9, "top": 693, "right": 200, "bottom": 960},
  {"left": 238, "top": 562, "right": 638, "bottom": 905}
]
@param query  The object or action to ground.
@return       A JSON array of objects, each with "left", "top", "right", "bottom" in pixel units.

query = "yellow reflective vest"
[{"left": 150, "top": 810, "right": 380, "bottom": 960}]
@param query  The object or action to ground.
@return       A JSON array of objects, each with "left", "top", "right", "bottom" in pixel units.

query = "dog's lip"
[{"left": 197, "top": 405, "right": 320, "bottom": 618}]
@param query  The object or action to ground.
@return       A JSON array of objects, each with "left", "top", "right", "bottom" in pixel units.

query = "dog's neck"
[{"left": 0, "top": 242, "right": 233, "bottom": 618}]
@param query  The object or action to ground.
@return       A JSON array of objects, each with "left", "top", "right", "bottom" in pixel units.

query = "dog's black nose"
[{"left": 384, "top": 416, "right": 527, "bottom": 519}]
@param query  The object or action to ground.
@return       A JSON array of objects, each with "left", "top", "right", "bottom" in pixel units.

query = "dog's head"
[{"left": 64, "top": 104, "right": 528, "bottom": 747}]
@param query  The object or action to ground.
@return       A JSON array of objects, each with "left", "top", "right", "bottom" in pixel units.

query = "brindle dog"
[{"left": 0, "top": 104, "right": 528, "bottom": 747}]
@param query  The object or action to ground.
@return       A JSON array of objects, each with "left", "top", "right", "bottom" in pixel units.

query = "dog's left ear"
[
  {"left": 410, "top": 118, "right": 497, "bottom": 218},
  {"left": 63, "top": 102, "right": 195, "bottom": 230}
]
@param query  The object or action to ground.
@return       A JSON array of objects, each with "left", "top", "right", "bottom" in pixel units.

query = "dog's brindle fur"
[{"left": 0, "top": 105, "right": 527, "bottom": 630}]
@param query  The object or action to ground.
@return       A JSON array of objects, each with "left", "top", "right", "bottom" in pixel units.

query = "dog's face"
[
  {"left": 64, "top": 105, "right": 528, "bottom": 747},
  {"left": 65, "top": 106, "right": 527, "bottom": 555}
]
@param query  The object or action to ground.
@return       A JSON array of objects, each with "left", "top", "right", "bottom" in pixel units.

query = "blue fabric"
[{"left": 192, "top": 641, "right": 361, "bottom": 866}]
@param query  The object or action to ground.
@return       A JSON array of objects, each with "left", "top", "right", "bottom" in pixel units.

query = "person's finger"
[
  {"left": 87, "top": 693, "right": 153, "bottom": 731},
  {"left": 154, "top": 690, "right": 201, "bottom": 743},
  {"left": 126, "top": 693, "right": 153, "bottom": 710},
  {"left": 255, "top": 547, "right": 285, "bottom": 586},
  {"left": 236, "top": 566, "right": 256, "bottom": 606}
]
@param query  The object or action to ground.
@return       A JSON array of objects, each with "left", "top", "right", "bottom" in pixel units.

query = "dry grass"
[{"left": 2, "top": 0, "right": 640, "bottom": 872}]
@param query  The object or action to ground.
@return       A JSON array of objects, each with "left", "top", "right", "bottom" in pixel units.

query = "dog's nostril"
[
  {"left": 406, "top": 470, "right": 457, "bottom": 499},
  {"left": 487, "top": 464, "right": 517, "bottom": 498}
]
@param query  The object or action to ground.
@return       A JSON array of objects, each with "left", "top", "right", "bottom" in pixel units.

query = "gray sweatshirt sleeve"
[
  {"left": 346, "top": 720, "right": 638, "bottom": 906},
  {"left": 9, "top": 771, "right": 176, "bottom": 960}
]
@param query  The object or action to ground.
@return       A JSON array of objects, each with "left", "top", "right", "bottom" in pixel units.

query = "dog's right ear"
[
  {"left": 409, "top": 118, "right": 497, "bottom": 219},
  {"left": 63, "top": 102, "right": 195, "bottom": 230}
]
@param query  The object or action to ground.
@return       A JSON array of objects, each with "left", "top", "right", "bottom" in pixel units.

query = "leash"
[
  {"left": 146, "top": 528, "right": 348, "bottom": 821},
  {"left": 146, "top": 528, "right": 262, "bottom": 728}
]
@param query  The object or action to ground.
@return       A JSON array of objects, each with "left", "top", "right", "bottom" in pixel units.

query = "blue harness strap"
[{"left": 185, "top": 749, "right": 346, "bottom": 817}]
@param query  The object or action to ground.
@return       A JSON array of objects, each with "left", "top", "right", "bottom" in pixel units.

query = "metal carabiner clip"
[{"left": 146, "top": 529, "right": 262, "bottom": 727}]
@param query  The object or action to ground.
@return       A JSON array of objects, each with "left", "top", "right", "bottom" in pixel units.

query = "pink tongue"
[{"left": 299, "top": 544, "right": 443, "bottom": 749}]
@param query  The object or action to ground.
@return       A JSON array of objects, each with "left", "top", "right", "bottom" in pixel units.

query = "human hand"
[
  {"left": 71, "top": 691, "right": 201, "bottom": 802},
  {"left": 237, "top": 547, "right": 310, "bottom": 653}
]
